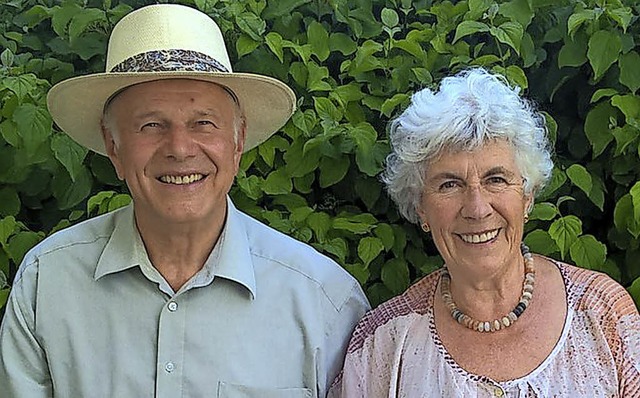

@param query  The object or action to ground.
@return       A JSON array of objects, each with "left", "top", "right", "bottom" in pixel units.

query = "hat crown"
[{"left": 105, "top": 4, "right": 232, "bottom": 73}]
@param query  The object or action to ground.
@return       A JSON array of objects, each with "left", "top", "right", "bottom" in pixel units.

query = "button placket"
[{"left": 155, "top": 297, "right": 186, "bottom": 398}]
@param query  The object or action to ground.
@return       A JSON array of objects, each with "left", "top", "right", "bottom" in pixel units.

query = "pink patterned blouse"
[{"left": 329, "top": 261, "right": 640, "bottom": 397}]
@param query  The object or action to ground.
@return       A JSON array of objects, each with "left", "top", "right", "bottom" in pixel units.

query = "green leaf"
[
  {"left": 333, "top": 217, "right": 373, "bottom": 234},
  {"left": 587, "top": 30, "right": 622, "bottom": 80},
  {"left": 265, "top": 32, "right": 284, "bottom": 63},
  {"left": 68, "top": 9, "right": 106, "bottom": 42},
  {"left": 606, "top": 7, "right": 633, "bottom": 33},
  {"left": 611, "top": 95, "right": 640, "bottom": 125},
  {"left": 0, "top": 288, "right": 9, "bottom": 309},
  {"left": 567, "top": 9, "right": 597, "bottom": 39},
  {"left": 6, "top": 231, "right": 43, "bottom": 265},
  {"left": 558, "top": 36, "right": 587, "bottom": 68},
  {"left": 490, "top": 22, "right": 523, "bottom": 55},
  {"left": 0, "top": 188, "right": 20, "bottom": 217},
  {"left": 584, "top": 102, "right": 615, "bottom": 157},
  {"left": 262, "top": 0, "right": 310, "bottom": 19},
  {"left": 630, "top": 182, "right": 640, "bottom": 226},
  {"left": 328, "top": 32, "right": 357, "bottom": 56},
  {"left": 291, "top": 109, "right": 317, "bottom": 136},
  {"left": 263, "top": 169, "right": 292, "bottom": 195},
  {"left": 374, "top": 223, "right": 395, "bottom": 250},
  {"left": 52, "top": 167, "right": 93, "bottom": 210},
  {"left": 524, "top": 229, "right": 559, "bottom": 256},
  {"left": 614, "top": 194, "right": 640, "bottom": 238},
  {"left": 307, "top": 212, "right": 331, "bottom": 243},
  {"left": 591, "top": 88, "right": 618, "bottom": 103},
  {"left": 194, "top": 0, "right": 219, "bottom": 13},
  {"left": 381, "top": 8, "right": 399, "bottom": 28},
  {"left": 355, "top": 177, "right": 382, "bottom": 211},
  {"left": 51, "top": 2, "right": 82, "bottom": 37},
  {"left": 549, "top": 215, "right": 582, "bottom": 258},
  {"left": 566, "top": 164, "right": 592, "bottom": 197},
  {"left": 314, "top": 97, "right": 342, "bottom": 123},
  {"left": 4, "top": 74, "right": 39, "bottom": 101},
  {"left": 0, "top": 120, "right": 20, "bottom": 147},
  {"left": 236, "top": 34, "right": 260, "bottom": 58},
  {"left": 13, "top": 103, "right": 52, "bottom": 153},
  {"left": 530, "top": 202, "right": 558, "bottom": 221},
  {"left": 453, "top": 21, "right": 490, "bottom": 43},
  {"left": 306, "top": 62, "right": 332, "bottom": 92},
  {"left": 381, "top": 93, "right": 409, "bottom": 118},
  {"left": 235, "top": 12, "right": 265, "bottom": 42},
  {"left": 87, "top": 191, "right": 115, "bottom": 215},
  {"left": 381, "top": 258, "right": 410, "bottom": 294},
  {"left": 51, "top": 134, "right": 88, "bottom": 181},
  {"left": 0, "top": 216, "right": 18, "bottom": 247},
  {"left": 107, "top": 194, "right": 131, "bottom": 212},
  {"left": 319, "top": 155, "right": 349, "bottom": 188},
  {"left": 320, "top": 238, "right": 348, "bottom": 263},
  {"left": 569, "top": 235, "right": 607, "bottom": 270},
  {"left": 499, "top": 0, "right": 533, "bottom": 28},
  {"left": 358, "top": 236, "right": 384, "bottom": 266},
  {"left": 628, "top": 277, "right": 640, "bottom": 308},
  {"left": 619, "top": 51, "right": 640, "bottom": 93},
  {"left": 307, "top": 21, "right": 330, "bottom": 62}
]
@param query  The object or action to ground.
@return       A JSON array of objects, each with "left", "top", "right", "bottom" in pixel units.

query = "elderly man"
[{"left": 0, "top": 4, "right": 369, "bottom": 397}]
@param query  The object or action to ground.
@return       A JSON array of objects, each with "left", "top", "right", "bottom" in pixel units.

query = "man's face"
[{"left": 103, "top": 79, "right": 244, "bottom": 227}]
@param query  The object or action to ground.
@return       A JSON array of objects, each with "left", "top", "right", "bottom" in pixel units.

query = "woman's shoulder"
[
  {"left": 345, "top": 270, "right": 442, "bottom": 354},
  {"left": 545, "top": 257, "right": 638, "bottom": 318}
]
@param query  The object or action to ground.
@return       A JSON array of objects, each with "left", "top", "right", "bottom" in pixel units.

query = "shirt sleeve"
[
  {"left": 0, "top": 258, "right": 53, "bottom": 398},
  {"left": 320, "top": 280, "right": 370, "bottom": 398}
]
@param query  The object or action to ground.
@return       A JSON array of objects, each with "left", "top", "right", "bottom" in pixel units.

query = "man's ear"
[
  {"left": 233, "top": 121, "right": 246, "bottom": 167},
  {"left": 101, "top": 122, "right": 124, "bottom": 180}
]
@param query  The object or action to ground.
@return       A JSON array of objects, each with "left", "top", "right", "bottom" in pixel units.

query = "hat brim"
[{"left": 47, "top": 71, "right": 296, "bottom": 155}]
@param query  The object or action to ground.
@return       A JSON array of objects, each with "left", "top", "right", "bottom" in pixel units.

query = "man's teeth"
[
  {"left": 159, "top": 174, "right": 204, "bottom": 185},
  {"left": 460, "top": 229, "right": 499, "bottom": 243}
]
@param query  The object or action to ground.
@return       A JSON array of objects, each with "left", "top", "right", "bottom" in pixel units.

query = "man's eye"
[
  {"left": 197, "top": 120, "right": 217, "bottom": 127},
  {"left": 141, "top": 122, "right": 161, "bottom": 129},
  {"left": 487, "top": 176, "right": 508, "bottom": 185}
]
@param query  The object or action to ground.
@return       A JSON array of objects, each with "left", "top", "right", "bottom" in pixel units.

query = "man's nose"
[{"left": 164, "top": 125, "right": 196, "bottom": 160}]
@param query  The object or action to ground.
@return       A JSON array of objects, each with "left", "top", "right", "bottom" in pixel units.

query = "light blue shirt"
[{"left": 0, "top": 198, "right": 370, "bottom": 397}]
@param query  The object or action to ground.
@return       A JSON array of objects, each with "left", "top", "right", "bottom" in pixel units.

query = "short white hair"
[{"left": 382, "top": 68, "right": 554, "bottom": 224}]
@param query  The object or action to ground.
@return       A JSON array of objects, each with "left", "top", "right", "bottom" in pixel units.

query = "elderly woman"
[{"left": 329, "top": 68, "right": 640, "bottom": 397}]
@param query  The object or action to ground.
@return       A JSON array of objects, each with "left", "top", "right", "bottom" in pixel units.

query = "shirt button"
[
  {"left": 167, "top": 302, "right": 178, "bottom": 312},
  {"left": 165, "top": 362, "right": 175, "bottom": 373},
  {"left": 494, "top": 388, "right": 504, "bottom": 397}
]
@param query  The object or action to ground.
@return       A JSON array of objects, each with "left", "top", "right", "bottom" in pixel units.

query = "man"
[{"left": 0, "top": 4, "right": 369, "bottom": 397}]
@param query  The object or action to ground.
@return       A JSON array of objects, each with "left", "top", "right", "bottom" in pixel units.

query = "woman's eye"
[
  {"left": 439, "top": 181, "right": 458, "bottom": 190},
  {"left": 487, "top": 176, "right": 508, "bottom": 185}
]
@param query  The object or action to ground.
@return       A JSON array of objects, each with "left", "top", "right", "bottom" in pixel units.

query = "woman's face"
[{"left": 417, "top": 139, "right": 532, "bottom": 274}]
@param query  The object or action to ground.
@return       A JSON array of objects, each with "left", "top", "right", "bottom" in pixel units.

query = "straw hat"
[{"left": 47, "top": 4, "right": 296, "bottom": 155}]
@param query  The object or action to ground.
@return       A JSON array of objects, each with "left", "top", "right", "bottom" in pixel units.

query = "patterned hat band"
[{"left": 109, "top": 49, "right": 229, "bottom": 73}]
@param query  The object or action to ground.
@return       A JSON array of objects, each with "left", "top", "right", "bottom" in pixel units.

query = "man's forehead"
[{"left": 105, "top": 78, "right": 240, "bottom": 112}]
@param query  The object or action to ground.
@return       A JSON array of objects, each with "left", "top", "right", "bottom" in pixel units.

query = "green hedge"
[{"left": 1, "top": 0, "right": 639, "bottom": 320}]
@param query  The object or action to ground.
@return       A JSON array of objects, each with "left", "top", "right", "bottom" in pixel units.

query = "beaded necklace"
[{"left": 440, "top": 243, "right": 535, "bottom": 333}]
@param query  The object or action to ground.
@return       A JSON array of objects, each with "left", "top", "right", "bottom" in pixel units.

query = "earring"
[
  {"left": 524, "top": 214, "right": 529, "bottom": 223},
  {"left": 421, "top": 222, "right": 430, "bottom": 233}
]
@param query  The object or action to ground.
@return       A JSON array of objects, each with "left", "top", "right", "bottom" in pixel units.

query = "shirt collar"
[{"left": 94, "top": 197, "right": 257, "bottom": 299}]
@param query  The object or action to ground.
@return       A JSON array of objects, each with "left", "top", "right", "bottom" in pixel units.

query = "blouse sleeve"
[
  {"left": 328, "top": 297, "right": 415, "bottom": 398},
  {"left": 576, "top": 271, "right": 640, "bottom": 396}
]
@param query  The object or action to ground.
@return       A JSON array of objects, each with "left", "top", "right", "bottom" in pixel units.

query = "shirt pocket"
[{"left": 217, "top": 381, "right": 313, "bottom": 398}]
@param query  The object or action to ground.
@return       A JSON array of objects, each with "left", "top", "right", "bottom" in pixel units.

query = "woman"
[{"left": 330, "top": 69, "right": 640, "bottom": 397}]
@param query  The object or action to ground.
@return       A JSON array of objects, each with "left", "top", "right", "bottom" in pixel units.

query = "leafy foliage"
[{"left": 1, "top": 0, "right": 639, "bottom": 319}]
